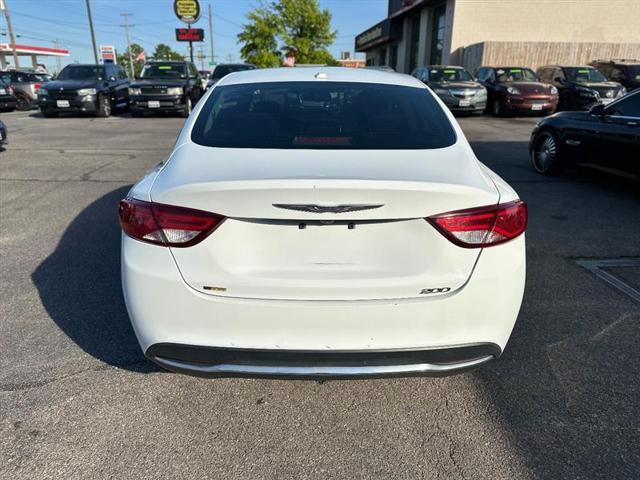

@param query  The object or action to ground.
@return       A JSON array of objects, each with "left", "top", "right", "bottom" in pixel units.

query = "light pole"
[
  {"left": 1, "top": 0, "right": 20, "bottom": 69},
  {"left": 85, "top": 0, "right": 99, "bottom": 64}
]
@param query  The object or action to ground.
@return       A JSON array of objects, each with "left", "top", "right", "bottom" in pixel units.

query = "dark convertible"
[{"left": 530, "top": 89, "right": 640, "bottom": 178}]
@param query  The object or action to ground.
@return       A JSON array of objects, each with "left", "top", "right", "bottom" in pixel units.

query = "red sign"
[{"left": 175, "top": 28, "right": 204, "bottom": 42}]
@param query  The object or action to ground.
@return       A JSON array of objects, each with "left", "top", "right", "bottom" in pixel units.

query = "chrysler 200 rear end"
[{"left": 120, "top": 68, "right": 527, "bottom": 377}]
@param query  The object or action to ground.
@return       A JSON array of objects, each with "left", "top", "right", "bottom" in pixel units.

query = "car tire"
[
  {"left": 531, "top": 130, "right": 562, "bottom": 175},
  {"left": 96, "top": 94, "right": 111, "bottom": 118},
  {"left": 181, "top": 96, "right": 192, "bottom": 118},
  {"left": 41, "top": 108, "right": 58, "bottom": 118},
  {"left": 491, "top": 99, "right": 504, "bottom": 117},
  {"left": 558, "top": 93, "right": 572, "bottom": 111},
  {"left": 15, "top": 94, "right": 31, "bottom": 111}
]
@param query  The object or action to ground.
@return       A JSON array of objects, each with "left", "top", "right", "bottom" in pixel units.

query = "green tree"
[
  {"left": 153, "top": 43, "right": 184, "bottom": 61},
  {"left": 275, "top": 0, "right": 336, "bottom": 65},
  {"left": 238, "top": 0, "right": 337, "bottom": 67},
  {"left": 116, "top": 43, "right": 144, "bottom": 75},
  {"left": 238, "top": 7, "right": 281, "bottom": 68}
]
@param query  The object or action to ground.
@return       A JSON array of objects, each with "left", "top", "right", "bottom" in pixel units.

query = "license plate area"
[
  {"left": 56, "top": 100, "right": 70, "bottom": 108},
  {"left": 148, "top": 100, "right": 160, "bottom": 108},
  {"left": 459, "top": 99, "right": 471, "bottom": 107},
  {"left": 531, "top": 103, "right": 543, "bottom": 110}
]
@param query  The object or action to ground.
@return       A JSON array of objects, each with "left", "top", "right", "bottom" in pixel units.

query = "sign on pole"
[
  {"left": 175, "top": 28, "right": 204, "bottom": 42},
  {"left": 100, "top": 45, "right": 116, "bottom": 64},
  {"left": 173, "top": 0, "right": 201, "bottom": 24}
]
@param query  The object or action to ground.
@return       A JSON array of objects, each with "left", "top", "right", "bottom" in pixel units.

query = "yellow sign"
[{"left": 174, "top": 0, "right": 201, "bottom": 24}]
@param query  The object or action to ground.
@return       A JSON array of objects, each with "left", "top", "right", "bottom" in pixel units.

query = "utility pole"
[
  {"left": 85, "top": 0, "right": 99, "bottom": 64},
  {"left": 207, "top": 3, "right": 214, "bottom": 67},
  {"left": 1, "top": 0, "right": 20, "bottom": 69},
  {"left": 197, "top": 45, "right": 205, "bottom": 71},
  {"left": 53, "top": 39, "right": 62, "bottom": 73},
  {"left": 120, "top": 13, "right": 134, "bottom": 77}
]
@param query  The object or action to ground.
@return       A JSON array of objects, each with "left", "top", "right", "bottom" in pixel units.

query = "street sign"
[
  {"left": 173, "top": 0, "right": 200, "bottom": 24},
  {"left": 175, "top": 28, "right": 204, "bottom": 42},
  {"left": 100, "top": 45, "right": 116, "bottom": 64}
]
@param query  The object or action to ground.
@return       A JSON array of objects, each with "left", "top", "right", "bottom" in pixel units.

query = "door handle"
[{"left": 626, "top": 121, "right": 638, "bottom": 127}]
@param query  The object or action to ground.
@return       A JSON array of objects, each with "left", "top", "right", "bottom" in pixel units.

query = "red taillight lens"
[
  {"left": 34, "top": 83, "right": 42, "bottom": 90},
  {"left": 118, "top": 198, "right": 225, "bottom": 247},
  {"left": 427, "top": 200, "right": 527, "bottom": 248}
]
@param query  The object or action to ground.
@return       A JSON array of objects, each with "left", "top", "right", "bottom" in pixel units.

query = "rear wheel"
[
  {"left": 96, "top": 94, "right": 111, "bottom": 117},
  {"left": 15, "top": 94, "right": 31, "bottom": 111},
  {"left": 531, "top": 131, "right": 561, "bottom": 174}
]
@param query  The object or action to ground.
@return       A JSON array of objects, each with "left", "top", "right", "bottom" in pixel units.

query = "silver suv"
[{"left": 0, "top": 71, "right": 50, "bottom": 111}]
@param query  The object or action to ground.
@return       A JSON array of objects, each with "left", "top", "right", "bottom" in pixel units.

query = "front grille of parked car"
[
  {"left": 48, "top": 90, "right": 78, "bottom": 99},
  {"left": 141, "top": 87, "right": 170, "bottom": 95},
  {"left": 450, "top": 89, "right": 477, "bottom": 98},
  {"left": 592, "top": 87, "right": 617, "bottom": 99}
]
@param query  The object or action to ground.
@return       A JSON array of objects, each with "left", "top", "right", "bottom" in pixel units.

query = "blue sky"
[{"left": 2, "top": 0, "right": 387, "bottom": 72}]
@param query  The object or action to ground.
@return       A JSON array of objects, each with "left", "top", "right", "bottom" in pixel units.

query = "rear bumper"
[
  {"left": 146, "top": 343, "right": 500, "bottom": 378},
  {"left": 122, "top": 232, "right": 525, "bottom": 376}
]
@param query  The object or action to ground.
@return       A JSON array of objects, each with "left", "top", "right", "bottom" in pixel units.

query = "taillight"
[
  {"left": 118, "top": 198, "right": 225, "bottom": 247},
  {"left": 34, "top": 83, "right": 42, "bottom": 90},
  {"left": 427, "top": 200, "right": 527, "bottom": 248}
]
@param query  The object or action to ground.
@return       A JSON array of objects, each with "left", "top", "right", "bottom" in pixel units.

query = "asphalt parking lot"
[{"left": 1, "top": 109, "right": 639, "bottom": 480}]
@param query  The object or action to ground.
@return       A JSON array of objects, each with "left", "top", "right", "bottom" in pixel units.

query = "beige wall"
[{"left": 450, "top": 0, "right": 640, "bottom": 52}]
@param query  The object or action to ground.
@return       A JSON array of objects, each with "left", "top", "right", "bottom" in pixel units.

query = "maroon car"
[{"left": 476, "top": 66, "right": 559, "bottom": 116}]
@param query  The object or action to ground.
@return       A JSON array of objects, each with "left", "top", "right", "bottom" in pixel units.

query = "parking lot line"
[{"left": 575, "top": 258, "right": 640, "bottom": 303}]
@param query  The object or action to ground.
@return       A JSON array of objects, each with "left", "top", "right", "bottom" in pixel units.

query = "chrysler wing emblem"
[{"left": 272, "top": 203, "right": 384, "bottom": 214}]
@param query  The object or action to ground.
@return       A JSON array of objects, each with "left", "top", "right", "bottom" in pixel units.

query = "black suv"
[
  {"left": 590, "top": 59, "right": 640, "bottom": 93},
  {"left": 537, "top": 65, "right": 625, "bottom": 111},
  {"left": 38, "top": 64, "right": 130, "bottom": 117},
  {"left": 128, "top": 61, "right": 204, "bottom": 117}
]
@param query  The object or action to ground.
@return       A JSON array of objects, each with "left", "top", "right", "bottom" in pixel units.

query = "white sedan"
[{"left": 119, "top": 67, "right": 527, "bottom": 377}]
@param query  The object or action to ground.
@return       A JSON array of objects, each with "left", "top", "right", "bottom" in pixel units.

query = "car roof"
[
  {"left": 146, "top": 60, "right": 187, "bottom": 64},
  {"left": 426, "top": 65, "right": 464, "bottom": 69},
  {"left": 216, "top": 67, "right": 423, "bottom": 88},
  {"left": 215, "top": 63, "right": 255, "bottom": 67}
]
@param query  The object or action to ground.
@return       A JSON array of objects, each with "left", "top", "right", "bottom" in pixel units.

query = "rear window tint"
[{"left": 191, "top": 81, "right": 456, "bottom": 149}]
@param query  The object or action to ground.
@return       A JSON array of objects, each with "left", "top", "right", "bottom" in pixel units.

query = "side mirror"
[{"left": 589, "top": 103, "right": 606, "bottom": 116}]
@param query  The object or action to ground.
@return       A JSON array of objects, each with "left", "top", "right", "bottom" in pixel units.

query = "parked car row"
[
  {"left": 33, "top": 61, "right": 258, "bottom": 119},
  {"left": 412, "top": 60, "right": 638, "bottom": 117},
  {"left": 0, "top": 70, "right": 51, "bottom": 111}
]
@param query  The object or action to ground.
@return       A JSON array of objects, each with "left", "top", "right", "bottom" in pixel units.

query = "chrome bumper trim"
[{"left": 151, "top": 354, "right": 494, "bottom": 377}]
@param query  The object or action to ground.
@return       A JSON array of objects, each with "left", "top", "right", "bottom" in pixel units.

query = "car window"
[
  {"left": 117, "top": 67, "right": 128, "bottom": 80},
  {"left": 564, "top": 67, "right": 607, "bottom": 83},
  {"left": 495, "top": 68, "right": 538, "bottom": 82},
  {"left": 607, "top": 92, "right": 640, "bottom": 117},
  {"left": 211, "top": 65, "right": 256, "bottom": 80},
  {"left": 427, "top": 68, "right": 473, "bottom": 82},
  {"left": 140, "top": 63, "right": 186, "bottom": 78},
  {"left": 57, "top": 65, "right": 105, "bottom": 80},
  {"left": 192, "top": 81, "right": 456, "bottom": 150}
]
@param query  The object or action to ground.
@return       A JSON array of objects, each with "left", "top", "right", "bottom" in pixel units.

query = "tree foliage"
[
  {"left": 153, "top": 44, "right": 184, "bottom": 61},
  {"left": 238, "top": 0, "right": 337, "bottom": 67},
  {"left": 116, "top": 43, "right": 144, "bottom": 75}
]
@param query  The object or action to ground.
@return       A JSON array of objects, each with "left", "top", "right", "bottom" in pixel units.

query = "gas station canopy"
[{"left": 0, "top": 43, "right": 70, "bottom": 70}]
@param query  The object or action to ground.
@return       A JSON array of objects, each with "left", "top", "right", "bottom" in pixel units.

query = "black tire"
[
  {"left": 558, "top": 93, "right": 572, "bottom": 111},
  {"left": 180, "top": 96, "right": 192, "bottom": 118},
  {"left": 15, "top": 94, "right": 31, "bottom": 111},
  {"left": 491, "top": 99, "right": 504, "bottom": 117},
  {"left": 96, "top": 94, "right": 111, "bottom": 118},
  {"left": 531, "top": 130, "right": 562, "bottom": 175},
  {"left": 41, "top": 108, "right": 58, "bottom": 118}
]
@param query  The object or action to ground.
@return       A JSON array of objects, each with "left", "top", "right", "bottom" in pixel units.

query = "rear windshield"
[
  {"left": 191, "top": 81, "right": 456, "bottom": 149},
  {"left": 211, "top": 65, "right": 256, "bottom": 80}
]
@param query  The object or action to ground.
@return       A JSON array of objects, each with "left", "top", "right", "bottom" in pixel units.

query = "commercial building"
[{"left": 355, "top": 0, "right": 640, "bottom": 74}]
